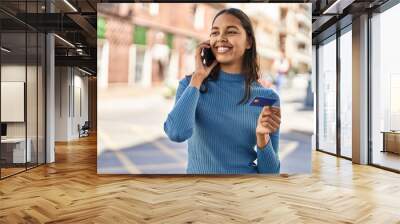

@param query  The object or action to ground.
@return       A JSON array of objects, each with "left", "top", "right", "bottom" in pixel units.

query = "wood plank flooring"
[
  {"left": 0, "top": 167, "right": 26, "bottom": 178},
  {"left": 0, "top": 135, "right": 400, "bottom": 223}
]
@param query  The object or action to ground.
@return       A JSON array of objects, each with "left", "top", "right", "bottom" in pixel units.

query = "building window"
[
  {"left": 140, "top": 3, "right": 149, "bottom": 10},
  {"left": 97, "top": 17, "right": 106, "bottom": 39},
  {"left": 133, "top": 26, "right": 148, "bottom": 46},
  {"left": 298, "top": 42, "right": 306, "bottom": 51},
  {"left": 134, "top": 45, "right": 146, "bottom": 83},
  {"left": 149, "top": 3, "right": 159, "bottom": 16},
  {"left": 166, "top": 33, "right": 174, "bottom": 49},
  {"left": 280, "top": 8, "right": 288, "bottom": 20},
  {"left": 298, "top": 22, "right": 309, "bottom": 34},
  {"left": 193, "top": 5, "right": 205, "bottom": 30}
]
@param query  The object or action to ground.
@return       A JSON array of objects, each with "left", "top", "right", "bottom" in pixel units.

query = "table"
[
  {"left": 381, "top": 131, "right": 400, "bottom": 154},
  {"left": 1, "top": 138, "right": 31, "bottom": 163}
]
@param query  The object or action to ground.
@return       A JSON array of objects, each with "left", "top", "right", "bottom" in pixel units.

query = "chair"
[{"left": 79, "top": 121, "right": 90, "bottom": 138}]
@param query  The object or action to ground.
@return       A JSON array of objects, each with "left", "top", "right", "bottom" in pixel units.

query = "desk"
[
  {"left": 381, "top": 131, "right": 400, "bottom": 154},
  {"left": 1, "top": 138, "right": 31, "bottom": 163}
]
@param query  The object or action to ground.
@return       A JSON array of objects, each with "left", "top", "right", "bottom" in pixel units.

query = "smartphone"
[
  {"left": 249, "top": 96, "right": 278, "bottom": 107},
  {"left": 201, "top": 47, "right": 215, "bottom": 67}
]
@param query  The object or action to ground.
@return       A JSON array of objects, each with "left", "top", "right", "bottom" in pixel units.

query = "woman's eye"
[{"left": 209, "top": 31, "right": 236, "bottom": 36}]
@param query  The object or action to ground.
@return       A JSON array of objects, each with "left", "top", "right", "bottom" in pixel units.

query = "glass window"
[
  {"left": 317, "top": 36, "right": 337, "bottom": 154},
  {"left": 0, "top": 1, "right": 46, "bottom": 179},
  {"left": 371, "top": 3, "right": 400, "bottom": 171},
  {"left": 340, "top": 28, "right": 352, "bottom": 158},
  {"left": 27, "top": 31, "right": 38, "bottom": 169},
  {"left": 1, "top": 30, "right": 28, "bottom": 177}
]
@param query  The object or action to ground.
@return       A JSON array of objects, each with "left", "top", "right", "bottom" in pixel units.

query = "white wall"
[
  {"left": 72, "top": 73, "right": 89, "bottom": 138},
  {"left": 55, "top": 67, "right": 89, "bottom": 141},
  {"left": 55, "top": 67, "right": 70, "bottom": 141}
]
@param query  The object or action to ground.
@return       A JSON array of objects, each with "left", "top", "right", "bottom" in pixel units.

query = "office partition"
[{"left": 0, "top": 1, "right": 47, "bottom": 179}]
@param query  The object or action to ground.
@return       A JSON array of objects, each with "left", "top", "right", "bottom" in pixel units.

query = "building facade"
[{"left": 98, "top": 3, "right": 312, "bottom": 88}]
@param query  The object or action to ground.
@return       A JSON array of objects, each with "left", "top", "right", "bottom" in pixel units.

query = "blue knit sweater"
[{"left": 163, "top": 70, "right": 280, "bottom": 174}]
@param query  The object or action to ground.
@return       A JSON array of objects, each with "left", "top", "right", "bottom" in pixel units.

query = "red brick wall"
[
  {"left": 105, "top": 16, "right": 132, "bottom": 83},
  {"left": 101, "top": 3, "right": 223, "bottom": 84}
]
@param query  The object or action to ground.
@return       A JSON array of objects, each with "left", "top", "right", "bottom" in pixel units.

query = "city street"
[{"left": 98, "top": 74, "right": 313, "bottom": 174}]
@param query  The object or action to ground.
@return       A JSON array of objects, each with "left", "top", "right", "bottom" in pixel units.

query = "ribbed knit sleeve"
[
  {"left": 255, "top": 129, "right": 280, "bottom": 173},
  {"left": 163, "top": 76, "right": 200, "bottom": 142},
  {"left": 255, "top": 90, "right": 281, "bottom": 174}
]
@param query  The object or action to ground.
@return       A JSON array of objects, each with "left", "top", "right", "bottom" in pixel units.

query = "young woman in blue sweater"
[{"left": 164, "top": 8, "right": 281, "bottom": 174}]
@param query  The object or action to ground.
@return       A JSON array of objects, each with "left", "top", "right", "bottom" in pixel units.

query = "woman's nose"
[{"left": 216, "top": 33, "right": 228, "bottom": 42}]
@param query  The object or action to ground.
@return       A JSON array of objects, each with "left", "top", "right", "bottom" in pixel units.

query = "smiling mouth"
[{"left": 216, "top": 46, "right": 232, "bottom": 53}]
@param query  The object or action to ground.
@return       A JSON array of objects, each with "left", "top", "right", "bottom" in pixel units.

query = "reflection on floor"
[
  {"left": 0, "top": 167, "right": 25, "bottom": 178},
  {"left": 340, "top": 147, "right": 352, "bottom": 159},
  {"left": 0, "top": 162, "right": 42, "bottom": 178},
  {"left": 373, "top": 151, "right": 400, "bottom": 171}
]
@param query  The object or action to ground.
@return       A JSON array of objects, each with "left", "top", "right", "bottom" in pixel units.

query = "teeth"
[{"left": 217, "top": 47, "right": 231, "bottom": 53}]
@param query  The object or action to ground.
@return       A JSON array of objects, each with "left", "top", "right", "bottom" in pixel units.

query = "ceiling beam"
[
  {"left": 312, "top": 15, "right": 335, "bottom": 33},
  {"left": 323, "top": 0, "right": 356, "bottom": 14},
  {"left": 67, "top": 13, "right": 97, "bottom": 39},
  {"left": 55, "top": 55, "right": 96, "bottom": 70}
]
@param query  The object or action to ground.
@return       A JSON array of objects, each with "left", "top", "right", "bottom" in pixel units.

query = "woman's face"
[{"left": 210, "top": 13, "right": 251, "bottom": 66}]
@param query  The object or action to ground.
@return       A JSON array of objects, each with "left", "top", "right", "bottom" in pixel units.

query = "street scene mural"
[{"left": 97, "top": 3, "right": 313, "bottom": 174}]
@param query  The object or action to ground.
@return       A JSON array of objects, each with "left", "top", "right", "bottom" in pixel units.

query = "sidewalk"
[
  {"left": 98, "top": 84, "right": 172, "bottom": 154},
  {"left": 277, "top": 74, "right": 313, "bottom": 173},
  {"left": 279, "top": 74, "right": 314, "bottom": 135}
]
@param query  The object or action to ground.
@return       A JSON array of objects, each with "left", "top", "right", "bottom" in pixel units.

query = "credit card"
[{"left": 249, "top": 96, "right": 277, "bottom": 107}]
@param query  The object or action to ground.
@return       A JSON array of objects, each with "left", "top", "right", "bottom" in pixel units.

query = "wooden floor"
[
  {"left": 373, "top": 151, "right": 400, "bottom": 171},
  {"left": 1, "top": 135, "right": 400, "bottom": 223},
  {"left": 1, "top": 163, "right": 44, "bottom": 178},
  {"left": 1, "top": 167, "right": 26, "bottom": 178}
]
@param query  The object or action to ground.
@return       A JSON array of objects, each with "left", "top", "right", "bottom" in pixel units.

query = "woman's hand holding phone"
[
  {"left": 256, "top": 106, "right": 281, "bottom": 149},
  {"left": 190, "top": 40, "right": 218, "bottom": 89}
]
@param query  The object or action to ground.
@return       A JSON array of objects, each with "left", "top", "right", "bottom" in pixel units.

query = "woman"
[{"left": 163, "top": 8, "right": 281, "bottom": 174}]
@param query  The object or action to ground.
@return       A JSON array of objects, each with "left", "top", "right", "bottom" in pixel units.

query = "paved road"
[{"left": 98, "top": 75, "right": 313, "bottom": 174}]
